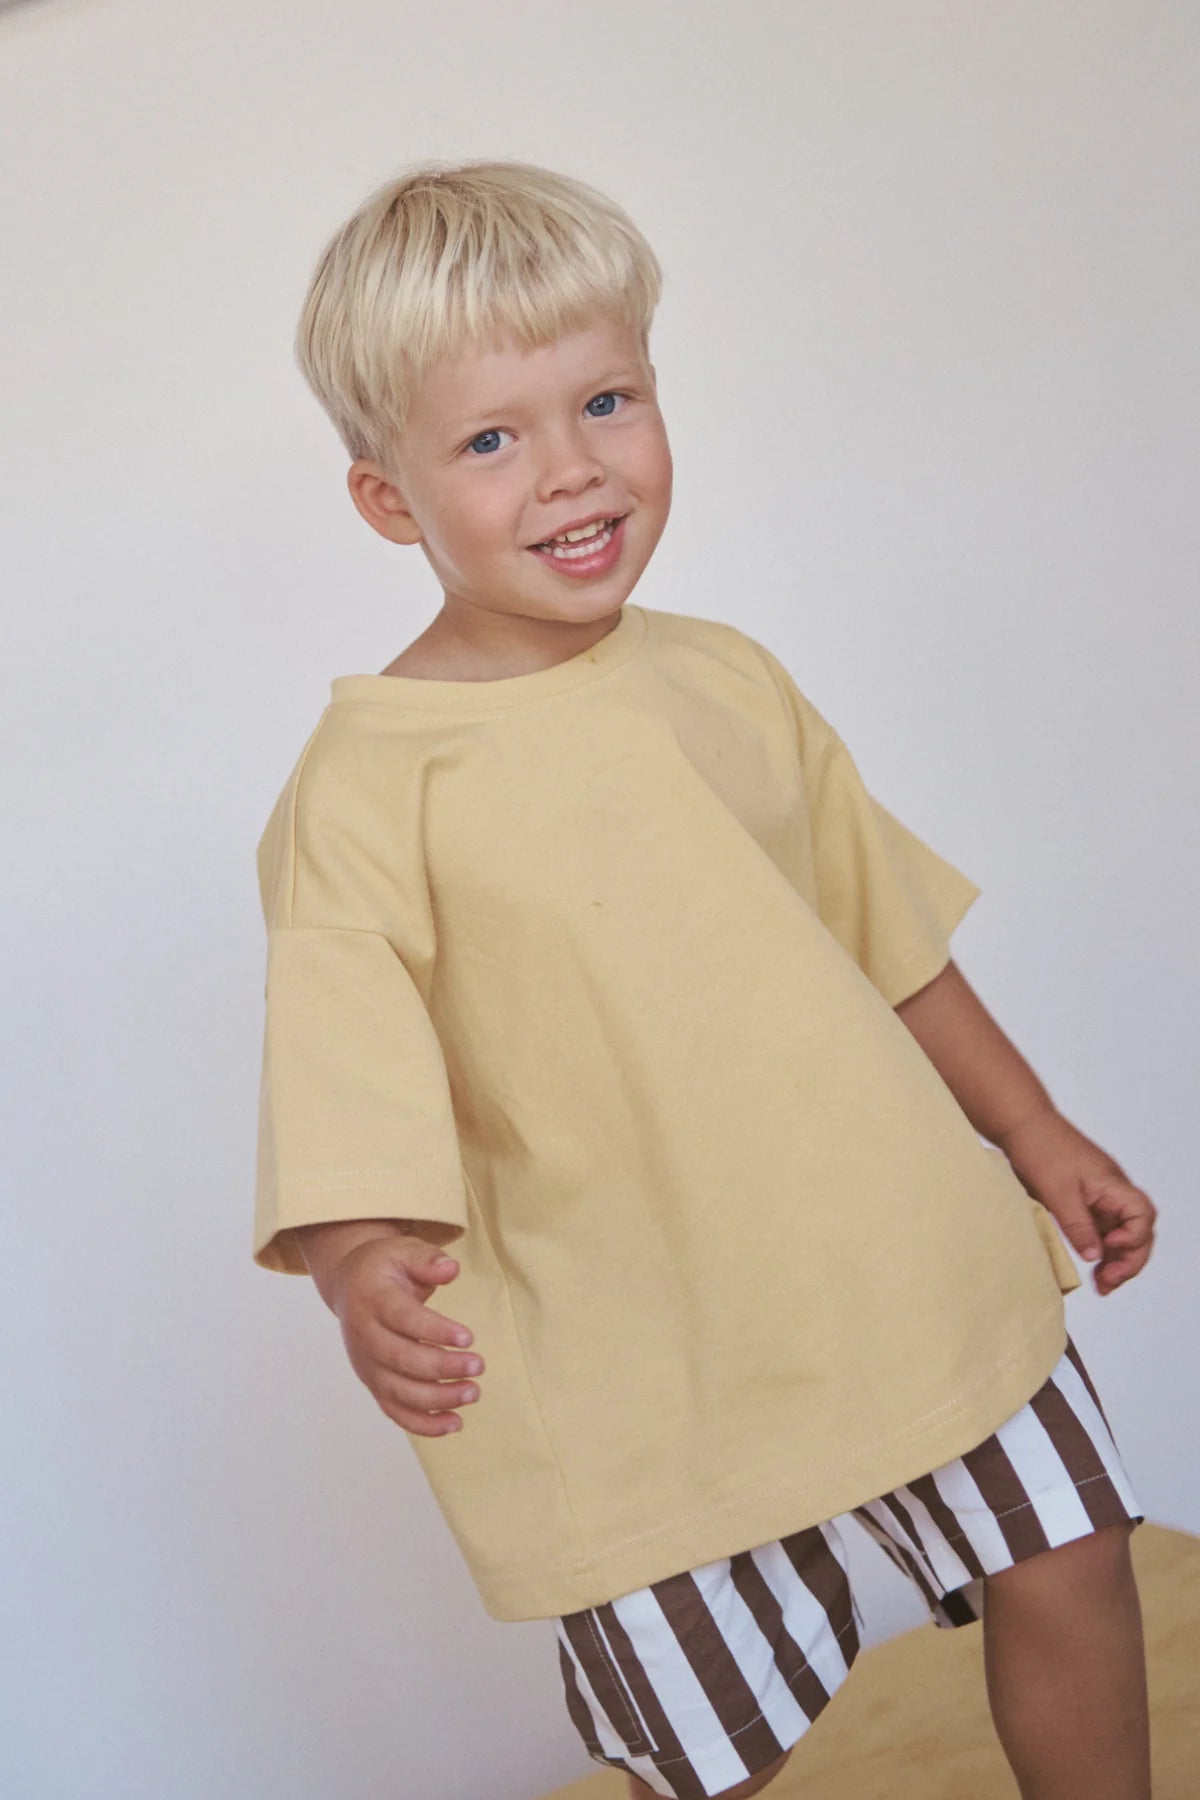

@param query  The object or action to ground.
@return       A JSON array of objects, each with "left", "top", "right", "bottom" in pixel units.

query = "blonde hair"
[{"left": 293, "top": 158, "right": 663, "bottom": 480}]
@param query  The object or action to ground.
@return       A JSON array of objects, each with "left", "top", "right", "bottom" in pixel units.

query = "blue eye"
[
  {"left": 466, "top": 427, "right": 512, "bottom": 457},
  {"left": 463, "top": 393, "right": 627, "bottom": 456}
]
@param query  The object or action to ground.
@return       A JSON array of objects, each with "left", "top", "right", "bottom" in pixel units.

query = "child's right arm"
[{"left": 290, "top": 1218, "right": 484, "bottom": 1439}]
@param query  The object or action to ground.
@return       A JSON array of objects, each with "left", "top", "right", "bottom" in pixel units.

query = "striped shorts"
[{"left": 553, "top": 1335, "right": 1143, "bottom": 1799}]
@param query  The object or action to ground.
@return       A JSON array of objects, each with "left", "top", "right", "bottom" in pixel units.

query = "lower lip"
[{"left": 527, "top": 515, "right": 627, "bottom": 577}]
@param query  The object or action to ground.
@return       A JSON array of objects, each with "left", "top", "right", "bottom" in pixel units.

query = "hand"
[
  {"left": 326, "top": 1236, "right": 485, "bottom": 1436},
  {"left": 997, "top": 1108, "right": 1157, "bottom": 1297}
]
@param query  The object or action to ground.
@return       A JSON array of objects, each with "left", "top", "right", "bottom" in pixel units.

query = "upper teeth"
[{"left": 543, "top": 518, "right": 614, "bottom": 546}]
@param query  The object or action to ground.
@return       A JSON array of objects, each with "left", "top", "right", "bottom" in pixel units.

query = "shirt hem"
[{"left": 471, "top": 1298, "right": 1069, "bottom": 1620}]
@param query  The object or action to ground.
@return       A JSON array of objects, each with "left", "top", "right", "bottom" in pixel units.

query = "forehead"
[{"left": 410, "top": 316, "right": 647, "bottom": 430}]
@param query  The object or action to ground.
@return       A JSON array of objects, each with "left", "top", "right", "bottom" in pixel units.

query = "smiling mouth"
[{"left": 528, "top": 514, "right": 627, "bottom": 553}]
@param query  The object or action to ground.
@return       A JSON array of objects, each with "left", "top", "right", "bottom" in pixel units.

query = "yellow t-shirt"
[{"left": 252, "top": 601, "right": 1080, "bottom": 1622}]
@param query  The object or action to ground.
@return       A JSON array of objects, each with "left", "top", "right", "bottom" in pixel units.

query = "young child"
[{"left": 252, "top": 159, "right": 1158, "bottom": 1799}]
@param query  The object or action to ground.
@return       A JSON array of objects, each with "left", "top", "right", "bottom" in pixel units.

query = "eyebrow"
[{"left": 444, "top": 369, "right": 643, "bottom": 435}]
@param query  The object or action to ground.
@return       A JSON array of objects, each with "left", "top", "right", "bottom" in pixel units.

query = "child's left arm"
[{"left": 895, "top": 958, "right": 1158, "bottom": 1297}]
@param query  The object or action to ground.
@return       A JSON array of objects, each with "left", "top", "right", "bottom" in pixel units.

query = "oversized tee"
[{"left": 252, "top": 600, "right": 1081, "bottom": 1622}]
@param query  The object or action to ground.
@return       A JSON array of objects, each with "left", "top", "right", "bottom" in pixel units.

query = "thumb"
[
  {"left": 1055, "top": 1202, "right": 1104, "bottom": 1263},
  {"left": 403, "top": 1238, "right": 460, "bottom": 1282}
]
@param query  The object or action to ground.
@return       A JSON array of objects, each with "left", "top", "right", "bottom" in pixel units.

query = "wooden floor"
[{"left": 543, "top": 1522, "right": 1197, "bottom": 1799}]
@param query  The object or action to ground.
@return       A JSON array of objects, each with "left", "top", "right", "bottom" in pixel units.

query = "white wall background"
[{"left": 3, "top": 3, "right": 1196, "bottom": 1797}]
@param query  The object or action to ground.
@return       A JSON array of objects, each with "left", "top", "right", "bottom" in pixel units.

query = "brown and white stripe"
[{"left": 552, "top": 1335, "right": 1143, "bottom": 1798}]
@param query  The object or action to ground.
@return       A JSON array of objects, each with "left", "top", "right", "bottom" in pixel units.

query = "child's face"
[{"left": 348, "top": 314, "right": 673, "bottom": 627}]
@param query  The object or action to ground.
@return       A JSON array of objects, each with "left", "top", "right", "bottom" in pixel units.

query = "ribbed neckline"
[{"left": 329, "top": 603, "right": 648, "bottom": 712}]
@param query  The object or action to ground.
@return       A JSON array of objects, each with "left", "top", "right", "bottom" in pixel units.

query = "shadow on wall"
[{"left": 0, "top": 0, "right": 99, "bottom": 16}]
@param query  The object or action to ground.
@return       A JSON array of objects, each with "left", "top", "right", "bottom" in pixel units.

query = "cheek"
[
  {"left": 443, "top": 487, "right": 515, "bottom": 557},
  {"left": 631, "top": 422, "right": 673, "bottom": 507}
]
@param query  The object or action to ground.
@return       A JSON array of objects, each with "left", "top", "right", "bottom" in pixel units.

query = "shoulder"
[
  {"left": 641, "top": 606, "right": 836, "bottom": 757},
  {"left": 255, "top": 709, "right": 331, "bottom": 930},
  {"left": 641, "top": 603, "right": 762, "bottom": 668},
  {"left": 254, "top": 703, "right": 418, "bottom": 931}
]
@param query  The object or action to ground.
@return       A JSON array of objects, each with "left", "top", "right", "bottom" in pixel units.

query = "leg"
[
  {"left": 982, "top": 1521, "right": 1151, "bottom": 1799},
  {"left": 626, "top": 1745, "right": 793, "bottom": 1799}
]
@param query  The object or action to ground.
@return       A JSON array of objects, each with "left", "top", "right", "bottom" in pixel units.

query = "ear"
[{"left": 346, "top": 459, "right": 424, "bottom": 545}]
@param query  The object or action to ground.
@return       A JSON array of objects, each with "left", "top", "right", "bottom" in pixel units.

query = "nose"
[{"left": 535, "top": 424, "right": 606, "bottom": 501}]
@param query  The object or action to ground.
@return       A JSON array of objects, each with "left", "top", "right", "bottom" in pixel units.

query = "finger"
[
  {"left": 1098, "top": 1250, "right": 1138, "bottom": 1278},
  {"left": 1090, "top": 1181, "right": 1156, "bottom": 1226},
  {"left": 1055, "top": 1209, "right": 1105, "bottom": 1261},
  {"left": 1101, "top": 1213, "right": 1155, "bottom": 1248},
  {"left": 377, "top": 1370, "right": 480, "bottom": 1421},
  {"left": 369, "top": 1331, "right": 485, "bottom": 1385},
  {"left": 1096, "top": 1244, "right": 1149, "bottom": 1286},
  {"left": 1101, "top": 1227, "right": 1145, "bottom": 1251},
  {"left": 379, "top": 1245, "right": 476, "bottom": 1346},
  {"left": 424, "top": 1254, "right": 463, "bottom": 1283},
  {"left": 1088, "top": 1207, "right": 1148, "bottom": 1250},
  {"left": 378, "top": 1397, "right": 464, "bottom": 1438},
  {"left": 394, "top": 1241, "right": 463, "bottom": 1293},
  {"left": 377, "top": 1289, "right": 476, "bottom": 1348}
]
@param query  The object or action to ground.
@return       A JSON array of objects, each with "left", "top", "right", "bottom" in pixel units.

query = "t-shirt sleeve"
[
  {"left": 805, "top": 732, "right": 982, "bottom": 1005},
  {"left": 254, "top": 927, "right": 469, "bottom": 1274},
  {"left": 251, "top": 736, "right": 468, "bottom": 1276},
  {"left": 752, "top": 638, "right": 982, "bottom": 1007}
]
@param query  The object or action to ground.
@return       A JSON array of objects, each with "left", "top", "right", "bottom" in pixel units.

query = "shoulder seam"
[
  {"left": 283, "top": 707, "right": 334, "bottom": 930},
  {"left": 741, "top": 633, "right": 840, "bottom": 771}
]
